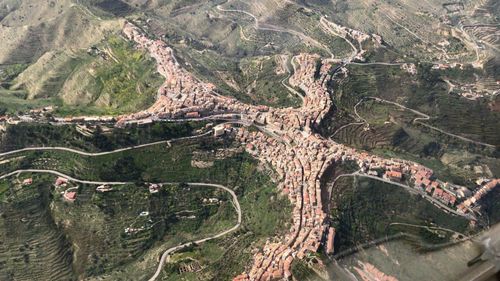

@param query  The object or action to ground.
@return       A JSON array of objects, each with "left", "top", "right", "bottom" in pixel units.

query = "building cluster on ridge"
[
  {"left": 457, "top": 179, "right": 500, "bottom": 214},
  {"left": 235, "top": 54, "right": 346, "bottom": 280},
  {"left": 120, "top": 22, "right": 267, "bottom": 126}
]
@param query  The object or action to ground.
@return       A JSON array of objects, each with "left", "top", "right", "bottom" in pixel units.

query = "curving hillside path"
[
  {"left": 341, "top": 96, "right": 496, "bottom": 148},
  {"left": 0, "top": 170, "right": 242, "bottom": 281},
  {"left": 0, "top": 131, "right": 211, "bottom": 158},
  {"left": 0, "top": 169, "right": 129, "bottom": 185},
  {"left": 147, "top": 182, "right": 241, "bottom": 281},
  {"left": 216, "top": 1, "right": 334, "bottom": 58},
  {"left": 281, "top": 56, "right": 305, "bottom": 103}
]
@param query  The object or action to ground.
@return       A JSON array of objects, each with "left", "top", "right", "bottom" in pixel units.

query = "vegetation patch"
[
  {"left": 330, "top": 176, "right": 471, "bottom": 255},
  {"left": 0, "top": 121, "right": 207, "bottom": 152}
]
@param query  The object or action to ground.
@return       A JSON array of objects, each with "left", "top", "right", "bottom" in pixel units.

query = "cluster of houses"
[
  {"left": 52, "top": 177, "right": 78, "bottom": 202},
  {"left": 457, "top": 179, "right": 500, "bottom": 214},
  {"left": 54, "top": 22, "right": 493, "bottom": 281},
  {"left": 413, "top": 170, "right": 460, "bottom": 206},
  {"left": 234, "top": 48, "right": 495, "bottom": 279},
  {"left": 357, "top": 152, "right": 471, "bottom": 208},
  {"left": 0, "top": 106, "right": 56, "bottom": 125},
  {"left": 3, "top": 20, "right": 495, "bottom": 280},
  {"left": 118, "top": 22, "right": 268, "bottom": 127},
  {"left": 355, "top": 150, "right": 500, "bottom": 217},
  {"left": 235, "top": 54, "right": 352, "bottom": 280},
  {"left": 0, "top": 106, "right": 115, "bottom": 125},
  {"left": 319, "top": 17, "right": 378, "bottom": 62},
  {"left": 52, "top": 116, "right": 115, "bottom": 124}
]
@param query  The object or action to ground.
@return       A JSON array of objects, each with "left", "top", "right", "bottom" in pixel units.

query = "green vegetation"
[
  {"left": 173, "top": 46, "right": 302, "bottom": 108},
  {"left": 158, "top": 167, "right": 291, "bottom": 281},
  {"left": 3, "top": 35, "right": 163, "bottom": 117},
  {"left": 323, "top": 62, "right": 500, "bottom": 185},
  {"left": 0, "top": 173, "right": 236, "bottom": 280},
  {"left": 53, "top": 182, "right": 234, "bottom": 278},
  {"left": 0, "top": 64, "right": 28, "bottom": 87},
  {"left": 327, "top": 63, "right": 500, "bottom": 146},
  {"left": 0, "top": 181, "right": 9, "bottom": 201},
  {"left": 55, "top": 35, "right": 164, "bottom": 115},
  {"left": 0, "top": 124, "right": 291, "bottom": 280},
  {"left": 330, "top": 176, "right": 471, "bottom": 254},
  {"left": 477, "top": 189, "right": 500, "bottom": 225},
  {"left": 0, "top": 90, "right": 59, "bottom": 115},
  {"left": 0, "top": 175, "right": 74, "bottom": 281},
  {"left": 0, "top": 121, "right": 208, "bottom": 152},
  {"left": 291, "top": 259, "right": 323, "bottom": 281}
]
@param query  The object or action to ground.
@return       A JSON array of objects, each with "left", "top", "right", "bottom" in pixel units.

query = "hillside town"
[
  {"left": 119, "top": 23, "right": 267, "bottom": 126},
  {"left": 117, "top": 22, "right": 499, "bottom": 280},
  {"left": 0, "top": 20, "right": 496, "bottom": 281}
]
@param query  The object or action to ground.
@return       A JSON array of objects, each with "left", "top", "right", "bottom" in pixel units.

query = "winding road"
[
  {"left": 0, "top": 169, "right": 129, "bottom": 185},
  {"left": 366, "top": 96, "right": 496, "bottom": 148},
  {"left": 147, "top": 182, "right": 241, "bottom": 281},
  {"left": 281, "top": 56, "right": 305, "bottom": 103},
  {"left": 0, "top": 118, "right": 254, "bottom": 280},
  {"left": 0, "top": 169, "right": 242, "bottom": 281},
  {"left": 216, "top": 2, "right": 334, "bottom": 58},
  {"left": 330, "top": 99, "right": 368, "bottom": 138},
  {"left": 329, "top": 171, "right": 476, "bottom": 220},
  {"left": 0, "top": 131, "right": 212, "bottom": 159},
  {"left": 333, "top": 96, "right": 496, "bottom": 148},
  {"left": 0, "top": 116, "right": 255, "bottom": 159}
]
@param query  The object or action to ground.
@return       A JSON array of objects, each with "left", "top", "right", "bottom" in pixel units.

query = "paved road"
[
  {"left": 350, "top": 62, "right": 405, "bottom": 66},
  {"left": 216, "top": 2, "right": 334, "bottom": 57},
  {"left": 0, "top": 170, "right": 242, "bottom": 281},
  {"left": 330, "top": 99, "right": 368, "bottom": 138},
  {"left": 0, "top": 169, "right": 129, "bottom": 185},
  {"left": 147, "top": 182, "right": 241, "bottom": 281},
  {"left": 330, "top": 122, "right": 365, "bottom": 138},
  {"left": 327, "top": 171, "right": 475, "bottom": 220},
  {"left": 319, "top": 16, "right": 358, "bottom": 60},
  {"left": 388, "top": 222, "right": 465, "bottom": 237},
  {"left": 327, "top": 171, "right": 360, "bottom": 201},
  {"left": 354, "top": 173, "right": 476, "bottom": 220},
  {"left": 0, "top": 131, "right": 213, "bottom": 159},
  {"left": 281, "top": 57, "right": 305, "bottom": 103}
]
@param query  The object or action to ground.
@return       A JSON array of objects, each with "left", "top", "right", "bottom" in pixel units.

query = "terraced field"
[
  {"left": 0, "top": 123, "right": 291, "bottom": 280},
  {"left": 0, "top": 172, "right": 237, "bottom": 280},
  {"left": 0, "top": 0, "right": 498, "bottom": 280},
  {"left": 2, "top": 0, "right": 496, "bottom": 112},
  {"left": 0, "top": 176, "right": 74, "bottom": 281},
  {"left": 329, "top": 176, "right": 471, "bottom": 255},
  {"left": 323, "top": 63, "right": 500, "bottom": 184},
  {"left": 0, "top": 121, "right": 207, "bottom": 152}
]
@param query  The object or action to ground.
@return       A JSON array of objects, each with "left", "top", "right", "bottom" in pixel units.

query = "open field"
[
  {"left": 4, "top": 35, "right": 163, "bottom": 116},
  {"left": 0, "top": 0, "right": 121, "bottom": 64}
]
